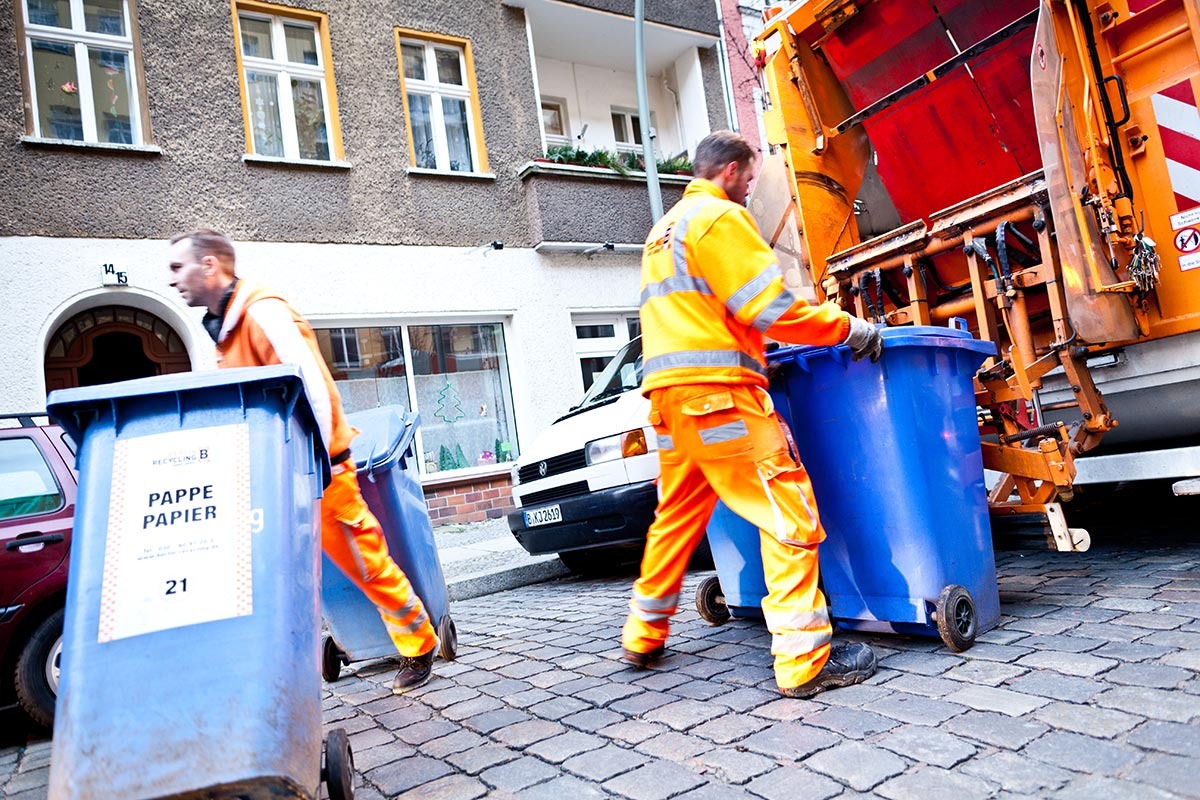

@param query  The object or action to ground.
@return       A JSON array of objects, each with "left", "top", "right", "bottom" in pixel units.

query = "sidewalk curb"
[{"left": 446, "top": 555, "right": 570, "bottom": 601}]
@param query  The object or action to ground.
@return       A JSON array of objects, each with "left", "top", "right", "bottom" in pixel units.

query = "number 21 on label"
[{"left": 165, "top": 578, "right": 188, "bottom": 595}]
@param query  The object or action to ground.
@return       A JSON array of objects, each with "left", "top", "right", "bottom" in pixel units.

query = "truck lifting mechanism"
[{"left": 750, "top": 0, "right": 1200, "bottom": 550}]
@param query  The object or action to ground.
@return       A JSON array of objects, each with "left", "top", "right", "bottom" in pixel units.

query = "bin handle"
[{"left": 948, "top": 317, "right": 969, "bottom": 332}]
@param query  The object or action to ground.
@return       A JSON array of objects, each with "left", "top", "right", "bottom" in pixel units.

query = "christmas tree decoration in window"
[{"left": 434, "top": 381, "right": 465, "bottom": 424}]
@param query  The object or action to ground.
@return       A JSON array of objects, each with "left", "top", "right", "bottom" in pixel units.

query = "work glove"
[{"left": 843, "top": 316, "right": 884, "bottom": 362}]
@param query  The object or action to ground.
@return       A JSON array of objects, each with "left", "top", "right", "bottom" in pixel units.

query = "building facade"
[{"left": 0, "top": 0, "right": 728, "bottom": 522}]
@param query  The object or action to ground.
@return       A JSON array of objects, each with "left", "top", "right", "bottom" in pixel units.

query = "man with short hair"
[
  {"left": 623, "top": 131, "right": 882, "bottom": 697},
  {"left": 167, "top": 229, "right": 439, "bottom": 693}
]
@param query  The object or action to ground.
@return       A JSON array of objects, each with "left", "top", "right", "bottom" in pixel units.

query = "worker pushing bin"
[
  {"left": 697, "top": 325, "right": 1000, "bottom": 651},
  {"left": 320, "top": 406, "right": 457, "bottom": 681},
  {"left": 46, "top": 366, "right": 354, "bottom": 800}
]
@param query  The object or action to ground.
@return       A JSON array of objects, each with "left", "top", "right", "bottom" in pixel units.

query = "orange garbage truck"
[{"left": 749, "top": 0, "right": 1200, "bottom": 549}]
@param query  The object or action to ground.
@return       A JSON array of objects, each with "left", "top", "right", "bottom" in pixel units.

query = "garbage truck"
[{"left": 747, "top": 0, "right": 1200, "bottom": 549}]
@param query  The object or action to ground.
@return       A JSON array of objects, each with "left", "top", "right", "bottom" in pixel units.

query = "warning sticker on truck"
[
  {"left": 97, "top": 423, "right": 253, "bottom": 643},
  {"left": 1171, "top": 207, "right": 1200, "bottom": 232}
]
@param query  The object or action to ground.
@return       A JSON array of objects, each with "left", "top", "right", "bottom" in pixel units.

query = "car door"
[{"left": 0, "top": 429, "right": 74, "bottom": 609}]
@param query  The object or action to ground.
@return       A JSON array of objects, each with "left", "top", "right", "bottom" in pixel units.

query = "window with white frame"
[
  {"left": 234, "top": 4, "right": 339, "bottom": 161},
  {"left": 540, "top": 97, "right": 569, "bottom": 148},
  {"left": 611, "top": 107, "right": 654, "bottom": 154},
  {"left": 572, "top": 312, "right": 640, "bottom": 392},
  {"left": 396, "top": 32, "right": 486, "bottom": 173},
  {"left": 315, "top": 321, "right": 519, "bottom": 475},
  {"left": 19, "top": 0, "right": 147, "bottom": 145},
  {"left": 328, "top": 327, "right": 361, "bottom": 368}
]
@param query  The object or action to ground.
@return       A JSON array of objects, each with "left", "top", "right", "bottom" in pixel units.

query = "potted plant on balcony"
[{"left": 534, "top": 145, "right": 692, "bottom": 177}]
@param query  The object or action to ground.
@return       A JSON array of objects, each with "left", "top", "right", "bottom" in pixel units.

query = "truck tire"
[{"left": 14, "top": 608, "right": 63, "bottom": 729}]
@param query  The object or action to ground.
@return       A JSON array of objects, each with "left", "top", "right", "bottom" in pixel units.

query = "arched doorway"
[{"left": 44, "top": 306, "right": 191, "bottom": 392}]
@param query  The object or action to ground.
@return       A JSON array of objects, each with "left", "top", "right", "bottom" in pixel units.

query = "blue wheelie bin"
[
  {"left": 45, "top": 366, "right": 355, "bottom": 800},
  {"left": 698, "top": 325, "right": 1000, "bottom": 651},
  {"left": 319, "top": 405, "right": 456, "bottom": 682}
]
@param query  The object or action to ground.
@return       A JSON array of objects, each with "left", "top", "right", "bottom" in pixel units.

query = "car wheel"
[{"left": 14, "top": 608, "right": 64, "bottom": 729}]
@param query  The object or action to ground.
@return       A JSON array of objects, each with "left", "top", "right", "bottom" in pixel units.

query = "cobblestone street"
[{"left": 5, "top": 518, "right": 1198, "bottom": 800}]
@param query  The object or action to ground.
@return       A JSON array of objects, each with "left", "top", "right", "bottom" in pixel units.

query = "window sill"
[
  {"left": 406, "top": 167, "right": 497, "bottom": 181},
  {"left": 243, "top": 154, "right": 352, "bottom": 169},
  {"left": 20, "top": 136, "right": 162, "bottom": 155}
]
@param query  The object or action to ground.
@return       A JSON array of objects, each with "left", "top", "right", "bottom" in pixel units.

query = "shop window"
[
  {"left": 18, "top": 0, "right": 150, "bottom": 144},
  {"left": 232, "top": 1, "right": 343, "bottom": 161},
  {"left": 395, "top": 29, "right": 487, "bottom": 173},
  {"left": 315, "top": 322, "right": 518, "bottom": 476}
]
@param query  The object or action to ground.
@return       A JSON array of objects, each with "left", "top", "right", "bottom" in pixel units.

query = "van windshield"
[{"left": 577, "top": 337, "right": 643, "bottom": 410}]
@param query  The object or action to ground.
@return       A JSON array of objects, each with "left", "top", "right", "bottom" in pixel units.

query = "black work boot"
[
  {"left": 392, "top": 647, "right": 436, "bottom": 694},
  {"left": 623, "top": 644, "right": 666, "bottom": 669},
  {"left": 778, "top": 642, "right": 877, "bottom": 699}
]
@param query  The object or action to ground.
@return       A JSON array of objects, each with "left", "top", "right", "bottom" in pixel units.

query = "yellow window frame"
[
  {"left": 230, "top": 0, "right": 344, "bottom": 160},
  {"left": 393, "top": 27, "right": 489, "bottom": 173}
]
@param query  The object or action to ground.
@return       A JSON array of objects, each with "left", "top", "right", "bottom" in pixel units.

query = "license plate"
[{"left": 524, "top": 504, "right": 562, "bottom": 527}]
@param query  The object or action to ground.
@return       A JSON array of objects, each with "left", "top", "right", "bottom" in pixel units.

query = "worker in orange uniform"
[
  {"left": 167, "top": 229, "right": 439, "bottom": 694},
  {"left": 623, "top": 131, "right": 883, "bottom": 697}
]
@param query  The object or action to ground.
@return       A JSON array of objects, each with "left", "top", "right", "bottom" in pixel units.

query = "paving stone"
[
  {"left": 875, "top": 767, "right": 995, "bottom": 800},
  {"left": 397, "top": 718, "right": 461, "bottom": 745},
  {"left": 574, "top": 683, "right": 644, "bottom": 707},
  {"left": 1055, "top": 774, "right": 1180, "bottom": 800},
  {"left": 525, "top": 730, "right": 607, "bottom": 763},
  {"left": 514, "top": 774, "right": 611, "bottom": 800},
  {"left": 643, "top": 699, "right": 725, "bottom": 731},
  {"left": 602, "top": 759, "right": 707, "bottom": 800},
  {"left": 693, "top": 747, "right": 777, "bottom": 784},
  {"left": 879, "top": 673, "right": 960, "bottom": 697},
  {"left": 440, "top": 696, "right": 505, "bottom": 722},
  {"left": 1161, "top": 650, "right": 1200, "bottom": 671},
  {"left": 1114, "top": 612, "right": 1192, "bottom": 630},
  {"left": 944, "top": 710, "right": 1049, "bottom": 750},
  {"left": 876, "top": 724, "right": 977, "bottom": 768},
  {"left": 1030, "top": 701, "right": 1140, "bottom": 737},
  {"left": 671, "top": 680, "right": 734, "bottom": 701},
  {"left": 490, "top": 719, "right": 564, "bottom": 748},
  {"left": 394, "top": 773, "right": 488, "bottom": 800},
  {"left": 960, "top": 750, "right": 1073, "bottom": 794},
  {"left": 688, "top": 713, "right": 769, "bottom": 744},
  {"left": 598, "top": 719, "right": 669, "bottom": 745},
  {"left": 528, "top": 695, "right": 591, "bottom": 721},
  {"left": 376, "top": 703, "right": 434, "bottom": 730},
  {"left": 866, "top": 694, "right": 967, "bottom": 725},
  {"left": 744, "top": 764, "right": 843, "bottom": 800},
  {"left": 1094, "top": 685, "right": 1200, "bottom": 722},
  {"left": 880, "top": 652, "right": 961, "bottom": 675},
  {"left": 675, "top": 782, "right": 757, "bottom": 800},
  {"left": 421, "top": 729, "right": 487, "bottom": 759},
  {"left": 1023, "top": 730, "right": 1142, "bottom": 776},
  {"left": 808, "top": 681, "right": 891, "bottom": 707},
  {"left": 608, "top": 691, "right": 679, "bottom": 716},
  {"left": 942, "top": 660, "right": 1027, "bottom": 685},
  {"left": 797, "top": 706, "right": 893, "bottom": 742},
  {"left": 1125, "top": 752, "right": 1200, "bottom": 798},
  {"left": 1127, "top": 720, "right": 1200, "bottom": 757},
  {"left": 1002, "top": 671, "right": 1105, "bottom": 703},
  {"left": 708, "top": 687, "right": 777, "bottom": 712},
  {"left": 348, "top": 726, "right": 395, "bottom": 752},
  {"left": 1015, "top": 651, "right": 1117, "bottom": 676},
  {"left": 739, "top": 721, "right": 839, "bottom": 760},
  {"left": 445, "top": 743, "right": 520, "bottom": 775},
  {"left": 367, "top": 755, "right": 455, "bottom": 796},
  {"left": 634, "top": 732, "right": 714, "bottom": 763},
  {"left": 1104, "top": 662, "right": 1192, "bottom": 689},
  {"left": 563, "top": 708, "right": 627, "bottom": 732},
  {"left": 479, "top": 755, "right": 560, "bottom": 792},
  {"left": 1012, "top": 633, "right": 1106, "bottom": 653},
  {"left": 748, "top": 697, "right": 824, "bottom": 721},
  {"left": 563, "top": 744, "right": 650, "bottom": 781},
  {"left": 1002, "top": 616, "right": 1080, "bottom": 635},
  {"left": 806, "top": 740, "right": 907, "bottom": 791},
  {"left": 634, "top": 671, "right": 692, "bottom": 691},
  {"left": 950, "top": 642, "right": 1033, "bottom": 663},
  {"left": 462, "top": 707, "right": 531, "bottom": 734},
  {"left": 420, "top": 686, "right": 481, "bottom": 709},
  {"left": 942, "top": 685, "right": 1049, "bottom": 717}
]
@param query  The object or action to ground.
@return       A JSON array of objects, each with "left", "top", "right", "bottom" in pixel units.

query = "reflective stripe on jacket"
[
  {"left": 639, "top": 179, "right": 851, "bottom": 394},
  {"left": 213, "top": 280, "right": 355, "bottom": 457}
]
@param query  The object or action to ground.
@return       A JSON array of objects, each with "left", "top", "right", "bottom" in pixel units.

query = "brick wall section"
[{"left": 424, "top": 474, "right": 516, "bottom": 525}]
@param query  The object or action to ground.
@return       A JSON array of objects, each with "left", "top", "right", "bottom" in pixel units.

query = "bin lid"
[
  {"left": 767, "top": 324, "right": 996, "bottom": 366},
  {"left": 46, "top": 365, "right": 325, "bottom": 451},
  {"left": 347, "top": 406, "right": 419, "bottom": 474}
]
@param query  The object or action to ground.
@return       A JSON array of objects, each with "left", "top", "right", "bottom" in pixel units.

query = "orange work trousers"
[
  {"left": 321, "top": 461, "right": 438, "bottom": 658},
  {"left": 621, "top": 383, "right": 833, "bottom": 689}
]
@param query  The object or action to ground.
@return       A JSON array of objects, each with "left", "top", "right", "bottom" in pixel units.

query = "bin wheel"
[
  {"left": 695, "top": 576, "right": 730, "bottom": 626},
  {"left": 321, "top": 636, "right": 346, "bottom": 683},
  {"left": 437, "top": 616, "right": 458, "bottom": 661},
  {"left": 935, "top": 584, "right": 977, "bottom": 652},
  {"left": 323, "top": 728, "right": 354, "bottom": 800}
]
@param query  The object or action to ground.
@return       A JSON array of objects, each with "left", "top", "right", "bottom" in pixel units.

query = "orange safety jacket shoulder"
[
  {"left": 639, "top": 179, "right": 851, "bottom": 394},
  {"left": 213, "top": 280, "right": 355, "bottom": 458}
]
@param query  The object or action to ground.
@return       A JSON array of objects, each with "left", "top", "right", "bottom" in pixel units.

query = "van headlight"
[{"left": 585, "top": 429, "right": 651, "bottom": 465}]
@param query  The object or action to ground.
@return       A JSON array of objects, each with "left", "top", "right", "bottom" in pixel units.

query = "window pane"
[
  {"left": 89, "top": 47, "right": 134, "bottom": 144},
  {"left": 291, "top": 77, "right": 329, "bottom": 160},
  {"left": 411, "top": 323, "right": 519, "bottom": 473},
  {"left": 239, "top": 16, "right": 273, "bottom": 59},
  {"left": 246, "top": 70, "right": 284, "bottom": 157},
  {"left": 317, "top": 327, "right": 411, "bottom": 415},
  {"left": 611, "top": 111, "right": 627, "bottom": 143},
  {"left": 0, "top": 438, "right": 63, "bottom": 520},
  {"left": 435, "top": 48, "right": 462, "bottom": 85},
  {"left": 26, "top": 0, "right": 71, "bottom": 28},
  {"left": 575, "top": 324, "right": 615, "bottom": 339},
  {"left": 580, "top": 356, "right": 612, "bottom": 392},
  {"left": 401, "top": 43, "right": 425, "bottom": 81},
  {"left": 31, "top": 39, "right": 82, "bottom": 141},
  {"left": 631, "top": 114, "right": 642, "bottom": 145},
  {"left": 284, "top": 23, "right": 318, "bottom": 65},
  {"left": 83, "top": 0, "right": 124, "bottom": 35},
  {"left": 627, "top": 317, "right": 641, "bottom": 339},
  {"left": 541, "top": 103, "right": 563, "bottom": 136},
  {"left": 407, "top": 92, "right": 436, "bottom": 169},
  {"left": 442, "top": 97, "right": 473, "bottom": 172}
]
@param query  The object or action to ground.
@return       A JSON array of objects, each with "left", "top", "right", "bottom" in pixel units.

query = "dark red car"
[{"left": 0, "top": 415, "right": 75, "bottom": 728}]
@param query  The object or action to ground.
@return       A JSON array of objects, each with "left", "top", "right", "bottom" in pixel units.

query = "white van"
[{"left": 506, "top": 337, "right": 658, "bottom": 572}]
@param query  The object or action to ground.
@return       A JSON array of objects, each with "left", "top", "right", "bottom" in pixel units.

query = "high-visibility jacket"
[
  {"left": 213, "top": 280, "right": 354, "bottom": 458},
  {"left": 640, "top": 179, "right": 850, "bottom": 394}
]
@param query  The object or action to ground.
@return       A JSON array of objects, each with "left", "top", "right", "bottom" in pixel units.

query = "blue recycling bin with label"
[
  {"left": 319, "top": 405, "right": 456, "bottom": 681},
  {"left": 700, "top": 326, "right": 1000, "bottom": 651},
  {"left": 45, "top": 366, "right": 354, "bottom": 800}
]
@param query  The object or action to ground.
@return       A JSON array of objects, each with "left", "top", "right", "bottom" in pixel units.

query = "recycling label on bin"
[{"left": 97, "top": 423, "right": 254, "bottom": 643}]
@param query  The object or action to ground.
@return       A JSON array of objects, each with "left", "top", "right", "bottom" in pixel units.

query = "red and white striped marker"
[{"left": 1151, "top": 80, "right": 1200, "bottom": 214}]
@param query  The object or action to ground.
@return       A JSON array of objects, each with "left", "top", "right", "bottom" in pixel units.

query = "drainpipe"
[
  {"left": 713, "top": 0, "right": 739, "bottom": 133},
  {"left": 635, "top": 0, "right": 664, "bottom": 221}
]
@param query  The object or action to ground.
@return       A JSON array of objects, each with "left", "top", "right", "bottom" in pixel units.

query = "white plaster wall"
[
  {"left": 535, "top": 56, "right": 684, "bottom": 158},
  {"left": 673, "top": 48, "right": 712, "bottom": 159},
  {"left": 0, "top": 236, "right": 641, "bottom": 453}
]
